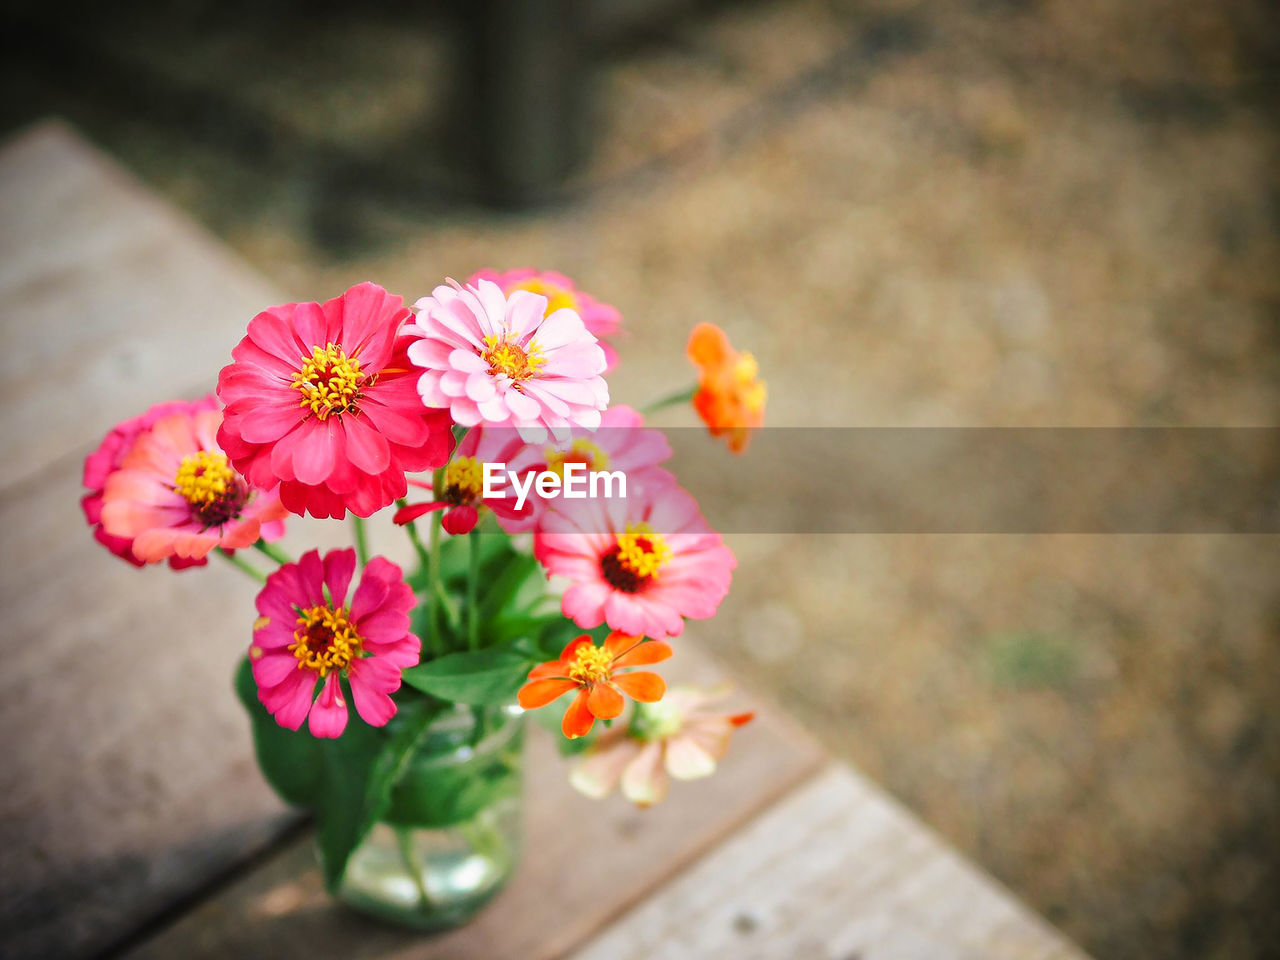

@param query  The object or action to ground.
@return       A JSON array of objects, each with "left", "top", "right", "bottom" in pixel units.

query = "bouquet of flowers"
[{"left": 82, "top": 272, "right": 766, "bottom": 928}]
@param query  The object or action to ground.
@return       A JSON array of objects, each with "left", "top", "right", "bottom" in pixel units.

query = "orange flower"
[
  {"left": 686, "top": 323, "right": 766, "bottom": 453},
  {"left": 517, "top": 632, "right": 671, "bottom": 739}
]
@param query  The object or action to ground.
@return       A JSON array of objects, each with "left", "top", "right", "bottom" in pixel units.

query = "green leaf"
[
  {"left": 438, "top": 531, "right": 513, "bottom": 590},
  {"left": 484, "top": 613, "right": 564, "bottom": 646},
  {"left": 384, "top": 729, "right": 523, "bottom": 828},
  {"left": 234, "top": 657, "right": 322, "bottom": 807},
  {"left": 400, "top": 648, "right": 535, "bottom": 706},
  {"left": 478, "top": 552, "right": 542, "bottom": 621},
  {"left": 313, "top": 696, "right": 441, "bottom": 891}
]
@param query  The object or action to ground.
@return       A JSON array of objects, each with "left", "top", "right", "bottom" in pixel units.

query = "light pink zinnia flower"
[
  {"left": 570, "top": 686, "right": 754, "bottom": 807},
  {"left": 249, "top": 548, "right": 420, "bottom": 738},
  {"left": 217, "top": 282, "right": 454, "bottom": 520},
  {"left": 468, "top": 268, "right": 623, "bottom": 372},
  {"left": 83, "top": 396, "right": 220, "bottom": 569},
  {"left": 534, "top": 478, "right": 735, "bottom": 640},
  {"left": 99, "top": 406, "right": 288, "bottom": 564},
  {"left": 407, "top": 278, "right": 609, "bottom": 442}
]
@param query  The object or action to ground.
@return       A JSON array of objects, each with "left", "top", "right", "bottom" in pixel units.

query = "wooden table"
[{"left": 0, "top": 121, "right": 1091, "bottom": 960}]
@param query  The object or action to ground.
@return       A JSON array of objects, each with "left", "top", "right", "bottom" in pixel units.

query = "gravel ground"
[{"left": 5, "top": 1, "right": 1278, "bottom": 956}]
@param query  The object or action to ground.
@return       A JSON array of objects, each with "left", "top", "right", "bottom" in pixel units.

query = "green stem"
[
  {"left": 351, "top": 516, "right": 370, "bottom": 567},
  {"left": 641, "top": 384, "right": 697, "bottom": 417},
  {"left": 395, "top": 498, "right": 432, "bottom": 573},
  {"left": 467, "top": 530, "right": 481, "bottom": 651},
  {"left": 426, "top": 467, "right": 445, "bottom": 656},
  {"left": 253, "top": 540, "right": 293, "bottom": 566},
  {"left": 434, "top": 578, "right": 462, "bottom": 633},
  {"left": 458, "top": 812, "right": 510, "bottom": 871},
  {"left": 395, "top": 827, "right": 432, "bottom": 911},
  {"left": 216, "top": 547, "right": 266, "bottom": 583}
]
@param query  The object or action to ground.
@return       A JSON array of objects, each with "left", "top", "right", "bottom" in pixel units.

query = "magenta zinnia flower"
[
  {"left": 98, "top": 405, "right": 288, "bottom": 564},
  {"left": 534, "top": 478, "right": 735, "bottom": 640},
  {"left": 83, "top": 396, "right": 221, "bottom": 569},
  {"left": 468, "top": 268, "right": 623, "bottom": 372},
  {"left": 217, "top": 282, "right": 453, "bottom": 519},
  {"left": 249, "top": 548, "right": 420, "bottom": 738},
  {"left": 407, "top": 278, "right": 609, "bottom": 442}
]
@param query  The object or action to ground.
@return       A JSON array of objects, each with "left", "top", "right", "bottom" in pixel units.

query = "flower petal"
[
  {"left": 323, "top": 547, "right": 357, "bottom": 608},
  {"left": 561, "top": 689, "right": 595, "bottom": 739},
  {"left": 612, "top": 671, "right": 665, "bottom": 703},
  {"left": 557, "top": 634, "right": 596, "bottom": 664},
  {"left": 442, "top": 504, "right": 479, "bottom": 535},
  {"left": 518, "top": 676, "right": 577, "bottom": 709},
  {"left": 664, "top": 734, "right": 720, "bottom": 781},
  {"left": 587, "top": 681, "right": 625, "bottom": 720},
  {"left": 341, "top": 415, "right": 391, "bottom": 475},
  {"left": 620, "top": 742, "right": 669, "bottom": 806},
  {"left": 612, "top": 640, "right": 674, "bottom": 670},
  {"left": 569, "top": 734, "right": 643, "bottom": 799},
  {"left": 308, "top": 673, "right": 349, "bottom": 738},
  {"left": 348, "top": 657, "right": 401, "bottom": 727},
  {"left": 527, "top": 660, "right": 567, "bottom": 680},
  {"left": 262, "top": 667, "right": 315, "bottom": 731}
]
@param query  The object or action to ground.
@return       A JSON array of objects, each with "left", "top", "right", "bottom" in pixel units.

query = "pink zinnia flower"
[
  {"left": 495, "top": 404, "right": 674, "bottom": 534},
  {"left": 468, "top": 268, "right": 623, "bottom": 372},
  {"left": 249, "top": 548, "right": 420, "bottom": 738},
  {"left": 534, "top": 478, "right": 735, "bottom": 640},
  {"left": 217, "top": 282, "right": 453, "bottom": 519},
  {"left": 570, "top": 686, "right": 753, "bottom": 806},
  {"left": 407, "top": 278, "right": 609, "bottom": 442},
  {"left": 391, "top": 424, "right": 534, "bottom": 535},
  {"left": 83, "top": 396, "right": 220, "bottom": 569},
  {"left": 98, "top": 406, "right": 288, "bottom": 564}
]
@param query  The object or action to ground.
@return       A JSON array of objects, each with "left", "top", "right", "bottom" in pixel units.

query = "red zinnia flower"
[
  {"left": 391, "top": 422, "right": 533, "bottom": 535},
  {"left": 217, "top": 282, "right": 453, "bottom": 519}
]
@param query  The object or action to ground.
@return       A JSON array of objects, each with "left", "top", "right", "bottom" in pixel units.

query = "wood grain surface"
[
  {"left": 570, "top": 765, "right": 1092, "bottom": 960},
  {"left": 0, "top": 120, "right": 296, "bottom": 960}
]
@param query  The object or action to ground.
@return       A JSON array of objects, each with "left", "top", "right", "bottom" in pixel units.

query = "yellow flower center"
[
  {"left": 510, "top": 277, "right": 579, "bottom": 316},
  {"left": 444, "top": 456, "right": 484, "bottom": 503},
  {"left": 292, "top": 343, "right": 365, "bottom": 420},
  {"left": 173, "top": 450, "right": 246, "bottom": 526},
  {"left": 734, "top": 352, "right": 767, "bottom": 415},
  {"left": 289, "top": 604, "right": 362, "bottom": 677},
  {"left": 482, "top": 333, "right": 545, "bottom": 383},
  {"left": 545, "top": 439, "right": 609, "bottom": 478},
  {"left": 615, "top": 522, "right": 672, "bottom": 580},
  {"left": 173, "top": 450, "right": 234, "bottom": 507},
  {"left": 567, "top": 643, "right": 614, "bottom": 685}
]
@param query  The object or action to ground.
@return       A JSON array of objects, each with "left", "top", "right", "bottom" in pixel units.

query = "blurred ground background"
[{"left": 3, "top": 0, "right": 1278, "bottom": 957}]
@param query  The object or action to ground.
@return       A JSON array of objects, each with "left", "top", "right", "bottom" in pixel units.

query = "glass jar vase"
[{"left": 334, "top": 702, "right": 525, "bottom": 929}]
